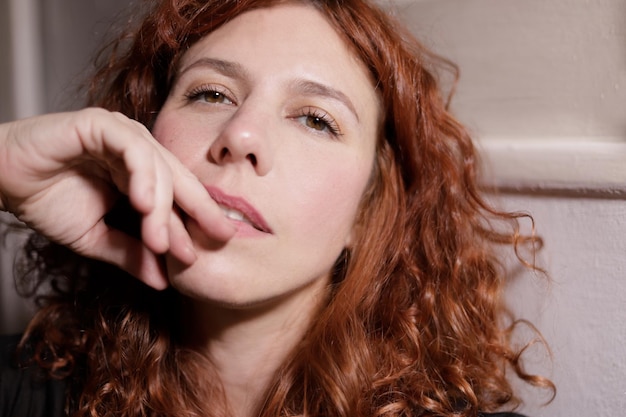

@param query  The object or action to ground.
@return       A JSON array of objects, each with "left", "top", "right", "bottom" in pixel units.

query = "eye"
[
  {"left": 185, "top": 85, "right": 235, "bottom": 105},
  {"left": 305, "top": 115, "right": 329, "bottom": 131},
  {"left": 296, "top": 107, "right": 342, "bottom": 137}
]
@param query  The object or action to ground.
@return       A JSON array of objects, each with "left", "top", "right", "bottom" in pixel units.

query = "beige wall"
[
  {"left": 39, "top": 0, "right": 135, "bottom": 112},
  {"left": 0, "top": 0, "right": 14, "bottom": 122},
  {"left": 0, "top": 0, "right": 131, "bottom": 333},
  {"left": 403, "top": 0, "right": 626, "bottom": 140},
  {"left": 2, "top": 0, "right": 625, "bottom": 415},
  {"left": 396, "top": 1, "right": 626, "bottom": 416}
]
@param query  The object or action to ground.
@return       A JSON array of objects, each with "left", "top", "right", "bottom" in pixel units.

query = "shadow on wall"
[
  {"left": 0, "top": 212, "right": 33, "bottom": 334},
  {"left": 0, "top": 0, "right": 13, "bottom": 122},
  {"left": 1, "top": 0, "right": 135, "bottom": 334},
  {"left": 41, "top": 0, "right": 140, "bottom": 112}
]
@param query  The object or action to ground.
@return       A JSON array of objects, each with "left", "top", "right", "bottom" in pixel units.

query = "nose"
[{"left": 208, "top": 104, "right": 273, "bottom": 176}]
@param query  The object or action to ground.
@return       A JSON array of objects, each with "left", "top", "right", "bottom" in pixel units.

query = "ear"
[
  {"left": 344, "top": 220, "right": 359, "bottom": 250},
  {"left": 345, "top": 192, "right": 370, "bottom": 251},
  {"left": 345, "top": 233, "right": 353, "bottom": 250}
]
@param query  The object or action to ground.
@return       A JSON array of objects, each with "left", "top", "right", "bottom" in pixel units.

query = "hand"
[{"left": 0, "top": 108, "right": 235, "bottom": 289}]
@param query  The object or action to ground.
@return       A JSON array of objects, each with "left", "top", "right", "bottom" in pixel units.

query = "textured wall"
[
  {"left": 0, "top": 0, "right": 132, "bottom": 333},
  {"left": 397, "top": 1, "right": 626, "bottom": 416},
  {"left": 39, "top": 0, "right": 136, "bottom": 112},
  {"left": 0, "top": 0, "right": 12, "bottom": 123},
  {"left": 2, "top": 0, "right": 625, "bottom": 415},
  {"left": 499, "top": 194, "right": 626, "bottom": 416},
  {"left": 401, "top": 0, "right": 626, "bottom": 140}
]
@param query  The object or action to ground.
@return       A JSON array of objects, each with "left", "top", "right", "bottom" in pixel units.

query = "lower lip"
[
  {"left": 185, "top": 216, "right": 269, "bottom": 240},
  {"left": 225, "top": 216, "right": 270, "bottom": 237}
]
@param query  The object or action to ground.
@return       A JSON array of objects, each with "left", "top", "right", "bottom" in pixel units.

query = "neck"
[{"left": 181, "top": 280, "right": 329, "bottom": 417}]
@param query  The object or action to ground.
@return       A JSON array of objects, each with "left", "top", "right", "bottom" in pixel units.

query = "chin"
[
  {"left": 166, "top": 261, "right": 332, "bottom": 313},
  {"left": 167, "top": 268, "right": 255, "bottom": 307}
]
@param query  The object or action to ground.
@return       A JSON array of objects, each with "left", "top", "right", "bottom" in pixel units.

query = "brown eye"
[
  {"left": 305, "top": 115, "right": 328, "bottom": 131},
  {"left": 186, "top": 86, "right": 235, "bottom": 105},
  {"left": 296, "top": 107, "right": 341, "bottom": 136},
  {"left": 201, "top": 91, "right": 232, "bottom": 104}
]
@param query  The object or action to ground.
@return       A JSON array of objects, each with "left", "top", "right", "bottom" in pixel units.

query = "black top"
[
  {"left": 1, "top": 334, "right": 526, "bottom": 417},
  {"left": 0, "top": 334, "right": 66, "bottom": 417}
]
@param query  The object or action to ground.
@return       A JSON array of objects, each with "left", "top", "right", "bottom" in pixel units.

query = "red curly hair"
[{"left": 15, "top": 0, "right": 553, "bottom": 416}]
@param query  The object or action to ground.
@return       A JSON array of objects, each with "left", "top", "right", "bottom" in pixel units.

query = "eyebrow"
[
  {"left": 289, "top": 79, "right": 360, "bottom": 122},
  {"left": 177, "top": 57, "right": 250, "bottom": 81},
  {"left": 176, "top": 58, "right": 359, "bottom": 121}
]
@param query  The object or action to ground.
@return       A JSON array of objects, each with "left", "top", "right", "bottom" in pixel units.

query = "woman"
[{"left": 0, "top": 0, "right": 552, "bottom": 416}]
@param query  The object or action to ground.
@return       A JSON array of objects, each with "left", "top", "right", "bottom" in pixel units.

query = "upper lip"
[{"left": 205, "top": 186, "right": 272, "bottom": 234}]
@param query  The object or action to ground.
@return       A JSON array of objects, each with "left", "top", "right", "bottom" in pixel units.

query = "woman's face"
[{"left": 152, "top": 3, "right": 380, "bottom": 308}]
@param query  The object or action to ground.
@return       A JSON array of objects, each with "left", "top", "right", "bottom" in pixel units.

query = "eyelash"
[
  {"left": 297, "top": 107, "right": 342, "bottom": 137},
  {"left": 185, "top": 84, "right": 235, "bottom": 105},
  {"left": 183, "top": 86, "right": 342, "bottom": 137}
]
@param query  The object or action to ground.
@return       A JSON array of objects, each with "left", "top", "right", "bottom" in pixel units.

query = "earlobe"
[
  {"left": 342, "top": 215, "right": 355, "bottom": 248},
  {"left": 344, "top": 227, "right": 355, "bottom": 250},
  {"left": 345, "top": 208, "right": 367, "bottom": 250}
]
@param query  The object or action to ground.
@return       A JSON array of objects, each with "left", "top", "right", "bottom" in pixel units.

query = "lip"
[{"left": 205, "top": 186, "right": 273, "bottom": 234}]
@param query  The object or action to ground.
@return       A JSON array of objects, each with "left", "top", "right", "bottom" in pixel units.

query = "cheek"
[
  {"left": 286, "top": 155, "right": 372, "bottom": 244},
  {"left": 152, "top": 114, "right": 180, "bottom": 152},
  {"left": 152, "top": 120, "right": 205, "bottom": 166}
]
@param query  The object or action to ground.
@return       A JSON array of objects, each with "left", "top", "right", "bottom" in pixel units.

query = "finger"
[
  {"left": 120, "top": 242, "right": 169, "bottom": 290},
  {"left": 84, "top": 111, "right": 231, "bottom": 248},
  {"left": 124, "top": 144, "right": 156, "bottom": 214},
  {"left": 136, "top": 151, "right": 172, "bottom": 255},
  {"left": 101, "top": 119, "right": 171, "bottom": 253},
  {"left": 115, "top": 115, "right": 160, "bottom": 214},
  {"left": 76, "top": 110, "right": 157, "bottom": 216},
  {"left": 77, "top": 222, "right": 170, "bottom": 290},
  {"left": 170, "top": 165, "right": 236, "bottom": 241},
  {"left": 167, "top": 209, "right": 197, "bottom": 265}
]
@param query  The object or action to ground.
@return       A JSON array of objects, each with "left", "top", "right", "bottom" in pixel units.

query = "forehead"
[
  {"left": 181, "top": 3, "right": 354, "bottom": 66},
  {"left": 177, "top": 3, "right": 380, "bottom": 113}
]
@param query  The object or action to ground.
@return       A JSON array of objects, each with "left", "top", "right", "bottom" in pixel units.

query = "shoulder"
[{"left": 0, "top": 333, "right": 66, "bottom": 417}]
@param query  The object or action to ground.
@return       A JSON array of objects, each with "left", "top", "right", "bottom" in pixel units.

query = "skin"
[
  {"left": 153, "top": 5, "right": 380, "bottom": 308},
  {"left": 0, "top": 109, "right": 235, "bottom": 287},
  {"left": 151, "top": 3, "right": 380, "bottom": 415},
  {"left": 0, "top": 3, "right": 381, "bottom": 417}
]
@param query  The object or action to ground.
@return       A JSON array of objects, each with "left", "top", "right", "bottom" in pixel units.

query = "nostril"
[
  {"left": 220, "top": 147, "right": 229, "bottom": 160},
  {"left": 247, "top": 153, "right": 257, "bottom": 166}
]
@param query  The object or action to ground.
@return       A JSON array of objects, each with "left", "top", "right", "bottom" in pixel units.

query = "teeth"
[{"left": 220, "top": 205, "right": 250, "bottom": 225}]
